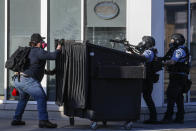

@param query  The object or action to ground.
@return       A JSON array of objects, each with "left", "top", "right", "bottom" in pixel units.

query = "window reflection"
[{"left": 48, "top": 0, "right": 81, "bottom": 101}]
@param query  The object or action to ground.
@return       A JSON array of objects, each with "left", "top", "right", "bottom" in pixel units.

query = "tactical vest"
[
  {"left": 146, "top": 48, "right": 162, "bottom": 74},
  {"left": 166, "top": 46, "right": 190, "bottom": 74}
]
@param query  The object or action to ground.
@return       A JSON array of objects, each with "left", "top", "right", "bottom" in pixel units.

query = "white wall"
[
  {"left": 126, "top": 0, "right": 152, "bottom": 45},
  {"left": 126, "top": 0, "right": 164, "bottom": 107}
]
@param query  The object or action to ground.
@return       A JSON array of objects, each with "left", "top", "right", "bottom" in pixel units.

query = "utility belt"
[
  {"left": 169, "top": 73, "right": 187, "bottom": 80},
  {"left": 169, "top": 73, "right": 192, "bottom": 93},
  {"left": 12, "top": 72, "right": 29, "bottom": 82},
  {"left": 20, "top": 72, "right": 29, "bottom": 77},
  {"left": 167, "top": 63, "right": 189, "bottom": 74}
]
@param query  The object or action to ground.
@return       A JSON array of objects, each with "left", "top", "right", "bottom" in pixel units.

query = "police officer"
[
  {"left": 161, "top": 33, "right": 190, "bottom": 124},
  {"left": 140, "top": 36, "right": 159, "bottom": 124}
]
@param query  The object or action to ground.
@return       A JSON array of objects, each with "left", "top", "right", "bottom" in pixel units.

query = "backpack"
[{"left": 5, "top": 46, "right": 31, "bottom": 72}]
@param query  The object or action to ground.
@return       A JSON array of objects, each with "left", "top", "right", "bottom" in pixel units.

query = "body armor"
[{"left": 166, "top": 46, "right": 190, "bottom": 74}]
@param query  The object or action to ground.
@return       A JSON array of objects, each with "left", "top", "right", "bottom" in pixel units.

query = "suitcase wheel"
[
  {"left": 90, "top": 122, "right": 98, "bottom": 130},
  {"left": 102, "top": 121, "right": 107, "bottom": 126},
  {"left": 123, "top": 121, "right": 133, "bottom": 130}
]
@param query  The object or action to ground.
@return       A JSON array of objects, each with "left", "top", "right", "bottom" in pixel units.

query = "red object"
[
  {"left": 12, "top": 88, "right": 19, "bottom": 96},
  {"left": 41, "top": 42, "right": 47, "bottom": 49}
]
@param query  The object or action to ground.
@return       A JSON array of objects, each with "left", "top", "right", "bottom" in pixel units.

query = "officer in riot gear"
[
  {"left": 161, "top": 33, "right": 190, "bottom": 124},
  {"left": 141, "top": 36, "right": 159, "bottom": 124},
  {"left": 111, "top": 36, "right": 162, "bottom": 125}
]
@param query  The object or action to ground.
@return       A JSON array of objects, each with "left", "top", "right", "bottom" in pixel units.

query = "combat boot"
[
  {"left": 39, "top": 120, "right": 57, "bottom": 128},
  {"left": 11, "top": 120, "right": 25, "bottom": 126}
]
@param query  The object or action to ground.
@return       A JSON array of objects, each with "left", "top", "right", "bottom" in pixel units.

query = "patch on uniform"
[
  {"left": 145, "top": 50, "right": 152, "bottom": 55},
  {"left": 175, "top": 49, "right": 183, "bottom": 58}
]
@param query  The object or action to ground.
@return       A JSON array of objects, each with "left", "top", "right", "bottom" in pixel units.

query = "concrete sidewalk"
[{"left": 0, "top": 117, "right": 196, "bottom": 131}]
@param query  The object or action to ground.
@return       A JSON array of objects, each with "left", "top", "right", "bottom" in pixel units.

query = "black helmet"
[
  {"left": 171, "top": 33, "right": 185, "bottom": 46},
  {"left": 142, "top": 36, "right": 155, "bottom": 48}
]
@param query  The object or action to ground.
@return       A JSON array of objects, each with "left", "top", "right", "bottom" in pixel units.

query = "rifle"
[
  {"left": 161, "top": 46, "right": 176, "bottom": 61},
  {"left": 110, "top": 39, "right": 144, "bottom": 55},
  {"left": 110, "top": 39, "right": 164, "bottom": 73}
]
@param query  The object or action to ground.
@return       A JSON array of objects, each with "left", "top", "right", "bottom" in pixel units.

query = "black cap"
[{"left": 30, "top": 33, "right": 45, "bottom": 44}]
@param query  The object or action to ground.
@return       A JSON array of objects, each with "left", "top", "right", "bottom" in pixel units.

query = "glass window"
[
  {"left": 85, "top": 0, "right": 126, "bottom": 51},
  {"left": 164, "top": 0, "right": 188, "bottom": 103},
  {"left": 48, "top": 0, "right": 81, "bottom": 101},
  {"left": 8, "top": 0, "right": 40, "bottom": 100},
  {"left": 0, "top": 0, "right": 5, "bottom": 100},
  {"left": 190, "top": 0, "right": 196, "bottom": 102}
]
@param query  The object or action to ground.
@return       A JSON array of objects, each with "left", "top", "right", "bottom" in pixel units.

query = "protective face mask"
[
  {"left": 136, "top": 41, "right": 146, "bottom": 53},
  {"left": 169, "top": 43, "right": 174, "bottom": 48},
  {"left": 137, "top": 41, "right": 145, "bottom": 48},
  {"left": 41, "top": 41, "right": 47, "bottom": 49},
  {"left": 169, "top": 42, "right": 178, "bottom": 48}
]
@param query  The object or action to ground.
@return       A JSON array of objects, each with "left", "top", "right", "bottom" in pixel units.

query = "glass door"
[
  {"left": 48, "top": 0, "right": 81, "bottom": 101},
  {"left": 7, "top": 0, "right": 41, "bottom": 100}
]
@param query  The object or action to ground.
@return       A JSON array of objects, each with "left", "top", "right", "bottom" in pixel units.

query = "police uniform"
[
  {"left": 163, "top": 45, "right": 187, "bottom": 123},
  {"left": 142, "top": 48, "right": 157, "bottom": 122}
]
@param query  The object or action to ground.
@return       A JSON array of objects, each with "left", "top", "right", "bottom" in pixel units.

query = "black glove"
[{"left": 44, "top": 69, "right": 56, "bottom": 75}]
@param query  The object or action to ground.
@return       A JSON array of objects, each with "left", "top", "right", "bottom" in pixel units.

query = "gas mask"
[
  {"left": 170, "top": 33, "right": 185, "bottom": 48},
  {"left": 41, "top": 41, "right": 47, "bottom": 49},
  {"left": 135, "top": 41, "right": 147, "bottom": 53},
  {"left": 169, "top": 38, "right": 181, "bottom": 49}
]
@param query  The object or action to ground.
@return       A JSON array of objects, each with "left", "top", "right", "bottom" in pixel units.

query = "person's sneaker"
[
  {"left": 11, "top": 120, "right": 25, "bottom": 126},
  {"left": 143, "top": 119, "right": 158, "bottom": 124},
  {"left": 39, "top": 120, "right": 57, "bottom": 128},
  {"left": 173, "top": 119, "right": 184, "bottom": 124}
]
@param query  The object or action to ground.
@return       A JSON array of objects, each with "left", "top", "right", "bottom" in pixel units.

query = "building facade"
[{"left": 0, "top": 0, "right": 196, "bottom": 112}]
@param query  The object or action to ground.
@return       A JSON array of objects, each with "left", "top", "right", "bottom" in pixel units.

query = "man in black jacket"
[{"left": 11, "top": 33, "right": 61, "bottom": 128}]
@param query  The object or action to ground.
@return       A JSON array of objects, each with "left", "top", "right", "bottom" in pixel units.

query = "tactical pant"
[
  {"left": 164, "top": 74, "right": 186, "bottom": 121},
  {"left": 142, "top": 78, "right": 157, "bottom": 120}
]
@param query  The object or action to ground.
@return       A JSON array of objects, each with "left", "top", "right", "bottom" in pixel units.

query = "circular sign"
[{"left": 94, "top": 1, "right": 120, "bottom": 20}]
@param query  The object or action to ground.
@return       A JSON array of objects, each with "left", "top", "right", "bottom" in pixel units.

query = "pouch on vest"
[{"left": 183, "top": 79, "right": 192, "bottom": 93}]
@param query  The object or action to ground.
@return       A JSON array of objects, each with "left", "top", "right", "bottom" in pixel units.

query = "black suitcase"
[{"left": 55, "top": 40, "right": 146, "bottom": 129}]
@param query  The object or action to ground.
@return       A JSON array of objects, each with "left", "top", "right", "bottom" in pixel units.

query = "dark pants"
[
  {"left": 142, "top": 78, "right": 157, "bottom": 120},
  {"left": 164, "top": 74, "right": 186, "bottom": 120}
]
